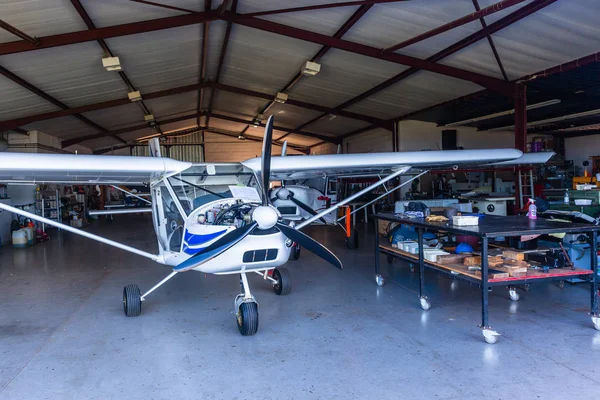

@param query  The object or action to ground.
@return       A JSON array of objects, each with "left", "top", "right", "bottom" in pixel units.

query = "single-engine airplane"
[{"left": 0, "top": 116, "right": 553, "bottom": 335}]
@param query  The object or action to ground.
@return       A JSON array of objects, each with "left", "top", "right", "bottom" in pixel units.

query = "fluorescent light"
[
  {"left": 444, "top": 99, "right": 561, "bottom": 127},
  {"left": 486, "top": 108, "right": 600, "bottom": 132}
]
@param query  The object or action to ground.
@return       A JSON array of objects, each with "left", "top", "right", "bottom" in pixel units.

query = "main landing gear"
[{"left": 123, "top": 268, "right": 293, "bottom": 336}]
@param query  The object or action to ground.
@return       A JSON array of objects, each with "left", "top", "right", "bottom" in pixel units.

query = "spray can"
[
  {"left": 527, "top": 198, "right": 537, "bottom": 220},
  {"left": 564, "top": 189, "right": 569, "bottom": 205}
]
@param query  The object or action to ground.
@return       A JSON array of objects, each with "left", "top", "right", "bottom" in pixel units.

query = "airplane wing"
[
  {"left": 0, "top": 152, "right": 192, "bottom": 184},
  {"left": 241, "top": 149, "right": 550, "bottom": 180}
]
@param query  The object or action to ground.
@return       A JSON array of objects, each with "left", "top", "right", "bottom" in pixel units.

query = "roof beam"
[
  {"left": 224, "top": 12, "right": 512, "bottom": 94},
  {"left": 255, "top": 4, "right": 375, "bottom": 141},
  {"left": 62, "top": 110, "right": 339, "bottom": 147},
  {"left": 383, "top": 0, "right": 525, "bottom": 53},
  {"left": 472, "top": 0, "right": 508, "bottom": 81},
  {"left": 207, "top": 0, "right": 237, "bottom": 128},
  {"left": 0, "top": 65, "right": 121, "bottom": 140},
  {"left": 242, "top": 0, "right": 407, "bottom": 18},
  {"left": 70, "top": 0, "right": 163, "bottom": 136},
  {"left": 62, "top": 113, "right": 206, "bottom": 148},
  {"left": 315, "top": 0, "right": 556, "bottom": 135},
  {"left": 0, "top": 19, "right": 39, "bottom": 45},
  {"left": 0, "top": 11, "right": 217, "bottom": 56},
  {"left": 209, "top": 113, "right": 340, "bottom": 144},
  {"left": 197, "top": 0, "right": 212, "bottom": 127},
  {"left": 1, "top": 81, "right": 386, "bottom": 131},
  {"left": 128, "top": 0, "right": 200, "bottom": 14}
]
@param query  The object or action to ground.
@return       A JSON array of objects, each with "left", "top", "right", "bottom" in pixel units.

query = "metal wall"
[{"left": 132, "top": 131, "right": 204, "bottom": 162}]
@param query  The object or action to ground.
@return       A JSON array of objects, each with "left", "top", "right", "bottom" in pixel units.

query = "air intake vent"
[
  {"left": 243, "top": 249, "right": 278, "bottom": 263},
  {"left": 277, "top": 206, "right": 297, "bottom": 215}
]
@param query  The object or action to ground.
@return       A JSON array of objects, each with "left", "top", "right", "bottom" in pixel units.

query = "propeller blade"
[
  {"left": 289, "top": 196, "right": 327, "bottom": 224},
  {"left": 261, "top": 115, "right": 274, "bottom": 205},
  {"left": 173, "top": 222, "right": 258, "bottom": 272},
  {"left": 276, "top": 222, "right": 342, "bottom": 270}
]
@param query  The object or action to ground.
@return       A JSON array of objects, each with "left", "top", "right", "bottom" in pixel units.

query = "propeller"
[{"left": 173, "top": 115, "right": 342, "bottom": 272}]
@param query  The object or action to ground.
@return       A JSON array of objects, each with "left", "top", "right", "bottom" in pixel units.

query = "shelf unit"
[{"left": 36, "top": 188, "right": 62, "bottom": 231}]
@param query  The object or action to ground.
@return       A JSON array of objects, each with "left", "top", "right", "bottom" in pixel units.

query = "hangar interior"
[{"left": 1, "top": 1, "right": 600, "bottom": 399}]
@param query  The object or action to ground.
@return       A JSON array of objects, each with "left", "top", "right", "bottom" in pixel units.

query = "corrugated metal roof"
[
  {"left": 1, "top": 0, "right": 599, "bottom": 153},
  {"left": 0, "top": 0, "right": 88, "bottom": 43}
]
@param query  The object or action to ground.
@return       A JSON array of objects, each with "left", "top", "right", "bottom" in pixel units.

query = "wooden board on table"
[
  {"left": 437, "top": 254, "right": 467, "bottom": 265},
  {"left": 503, "top": 250, "right": 525, "bottom": 261}
]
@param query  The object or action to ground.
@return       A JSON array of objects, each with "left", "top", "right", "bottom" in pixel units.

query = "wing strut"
[
  {"left": 337, "top": 170, "right": 430, "bottom": 222},
  {"left": 296, "top": 166, "right": 411, "bottom": 230},
  {"left": 0, "top": 202, "right": 159, "bottom": 261}
]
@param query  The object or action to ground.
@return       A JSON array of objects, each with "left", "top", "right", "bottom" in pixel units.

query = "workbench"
[{"left": 373, "top": 213, "right": 600, "bottom": 343}]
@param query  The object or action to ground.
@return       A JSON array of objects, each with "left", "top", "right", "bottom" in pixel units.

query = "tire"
[
  {"left": 237, "top": 302, "right": 259, "bottom": 336},
  {"left": 123, "top": 284, "right": 142, "bottom": 317},
  {"left": 273, "top": 267, "right": 292, "bottom": 296},
  {"left": 346, "top": 230, "right": 359, "bottom": 249},
  {"left": 290, "top": 243, "right": 301, "bottom": 261}
]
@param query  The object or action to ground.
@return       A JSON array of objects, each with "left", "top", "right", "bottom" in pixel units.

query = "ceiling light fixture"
[
  {"left": 301, "top": 61, "right": 321, "bottom": 76},
  {"left": 444, "top": 99, "right": 561, "bottom": 127},
  {"left": 102, "top": 56, "right": 121, "bottom": 71}
]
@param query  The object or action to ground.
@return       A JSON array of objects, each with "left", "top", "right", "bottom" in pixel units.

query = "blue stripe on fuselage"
[{"left": 184, "top": 229, "right": 228, "bottom": 246}]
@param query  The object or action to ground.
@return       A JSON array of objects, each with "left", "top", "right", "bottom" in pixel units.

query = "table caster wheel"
[
  {"left": 409, "top": 263, "right": 415, "bottom": 273},
  {"left": 482, "top": 328, "right": 500, "bottom": 344},
  {"left": 375, "top": 274, "right": 385, "bottom": 287},
  {"left": 558, "top": 280, "right": 565, "bottom": 289},
  {"left": 509, "top": 289, "right": 519, "bottom": 302},
  {"left": 123, "top": 284, "right": 142, "bottom": 317},
  {"left": 524, "top": 283, "right": 530, "bottom": 292},
  {"left": 592, "top": 316, "right": 600, "bottom": 331},
  {"left": 420, "top": 297, "right": 431, "bottom": 311}
]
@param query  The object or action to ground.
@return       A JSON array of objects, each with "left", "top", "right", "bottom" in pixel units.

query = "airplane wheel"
[
  {"left": 346, "top": 230, "right": 359, "bottom": 249},
  {"left": 123, "top": 284, "right": 142, "bottom": 317},
  {"left": 273, "top": 267, "right": 292, "bottom": 296},
  {"left": 291, "top": 243, "right": 301, "bottom": 261},
  {"left": 237, "top": 302, "right": 259, "bottom": 336}
]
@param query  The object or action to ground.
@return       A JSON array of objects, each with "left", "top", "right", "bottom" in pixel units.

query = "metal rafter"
[
  {"left": 382, "top": 0, "right": 525, "bottom": 53},
  {"left": 226, "top": 12, "right": 512, "bottom": 95},
  {"left": 242, "top": 0, "right": 407, "bottom": 17},
  {"left": 69, "top": 0, "right": 163, "bottom": 137},
  {"left": 1, "top": 81, "right": 388, "bottom": 132},
  {"left": 0, "top": 65, "right": 119, "bottom": 140},
  {"left": 206, "top": 0, "right": 237, "bottom": 128},
  {"left": 401, "top": 51, "right": 600, "bottom": 126},
  {"left": 62, "top": 112, "right": 208, "bottom": 148},
  {"left": 334, "top": 0, "right": 556, "bottom": 139},
  {"left": 256, "top": 4, "right": 376, "bottom": 143},
  {"left": 0, "top": 11, "right": 217, "bottom": 56},
  {"left": 61, "top": 110, "right": 339, "bottom": 147},
  {"left": 0, "top": 19, "right": 39, "bottom": 45},
  {"left": 472, "top": 0, "right": 508, "bottom": 81},
  {"left": 128, "top": 0, "right": 200, "bottom": 14},
  {"left": 196, "top": 0, "right": 212, "bottom": 128}
]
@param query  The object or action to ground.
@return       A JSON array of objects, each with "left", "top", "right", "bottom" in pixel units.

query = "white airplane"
[{"left": 0, "top": 116, "right": 553, "bottom": 336}]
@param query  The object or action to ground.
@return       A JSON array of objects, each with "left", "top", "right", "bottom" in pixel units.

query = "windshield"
[{"left": 167, "top": 163, "right": 260, "bottom": 215}]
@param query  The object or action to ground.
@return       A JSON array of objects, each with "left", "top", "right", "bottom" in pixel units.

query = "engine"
[{"left": 193, "top": 199, "right": 259, "bottom": 228}]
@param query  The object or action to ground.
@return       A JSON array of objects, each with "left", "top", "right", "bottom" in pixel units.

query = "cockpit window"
[{"left": 167, "top": 164, "right": 259, "bottom": 215}]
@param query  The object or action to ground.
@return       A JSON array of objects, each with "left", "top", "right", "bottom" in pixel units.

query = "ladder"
[{"left": 517, "top": 169, "right": 534, "bottom": 209}]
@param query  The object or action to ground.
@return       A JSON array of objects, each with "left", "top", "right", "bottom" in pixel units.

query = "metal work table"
[{"left": 373, "top": 213, "right": 600, "bottom": 343}]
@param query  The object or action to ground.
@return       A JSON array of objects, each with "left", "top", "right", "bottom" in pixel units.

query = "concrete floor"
[{"left": 1, "top": 216, "right": 600, "bottom": 399}]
